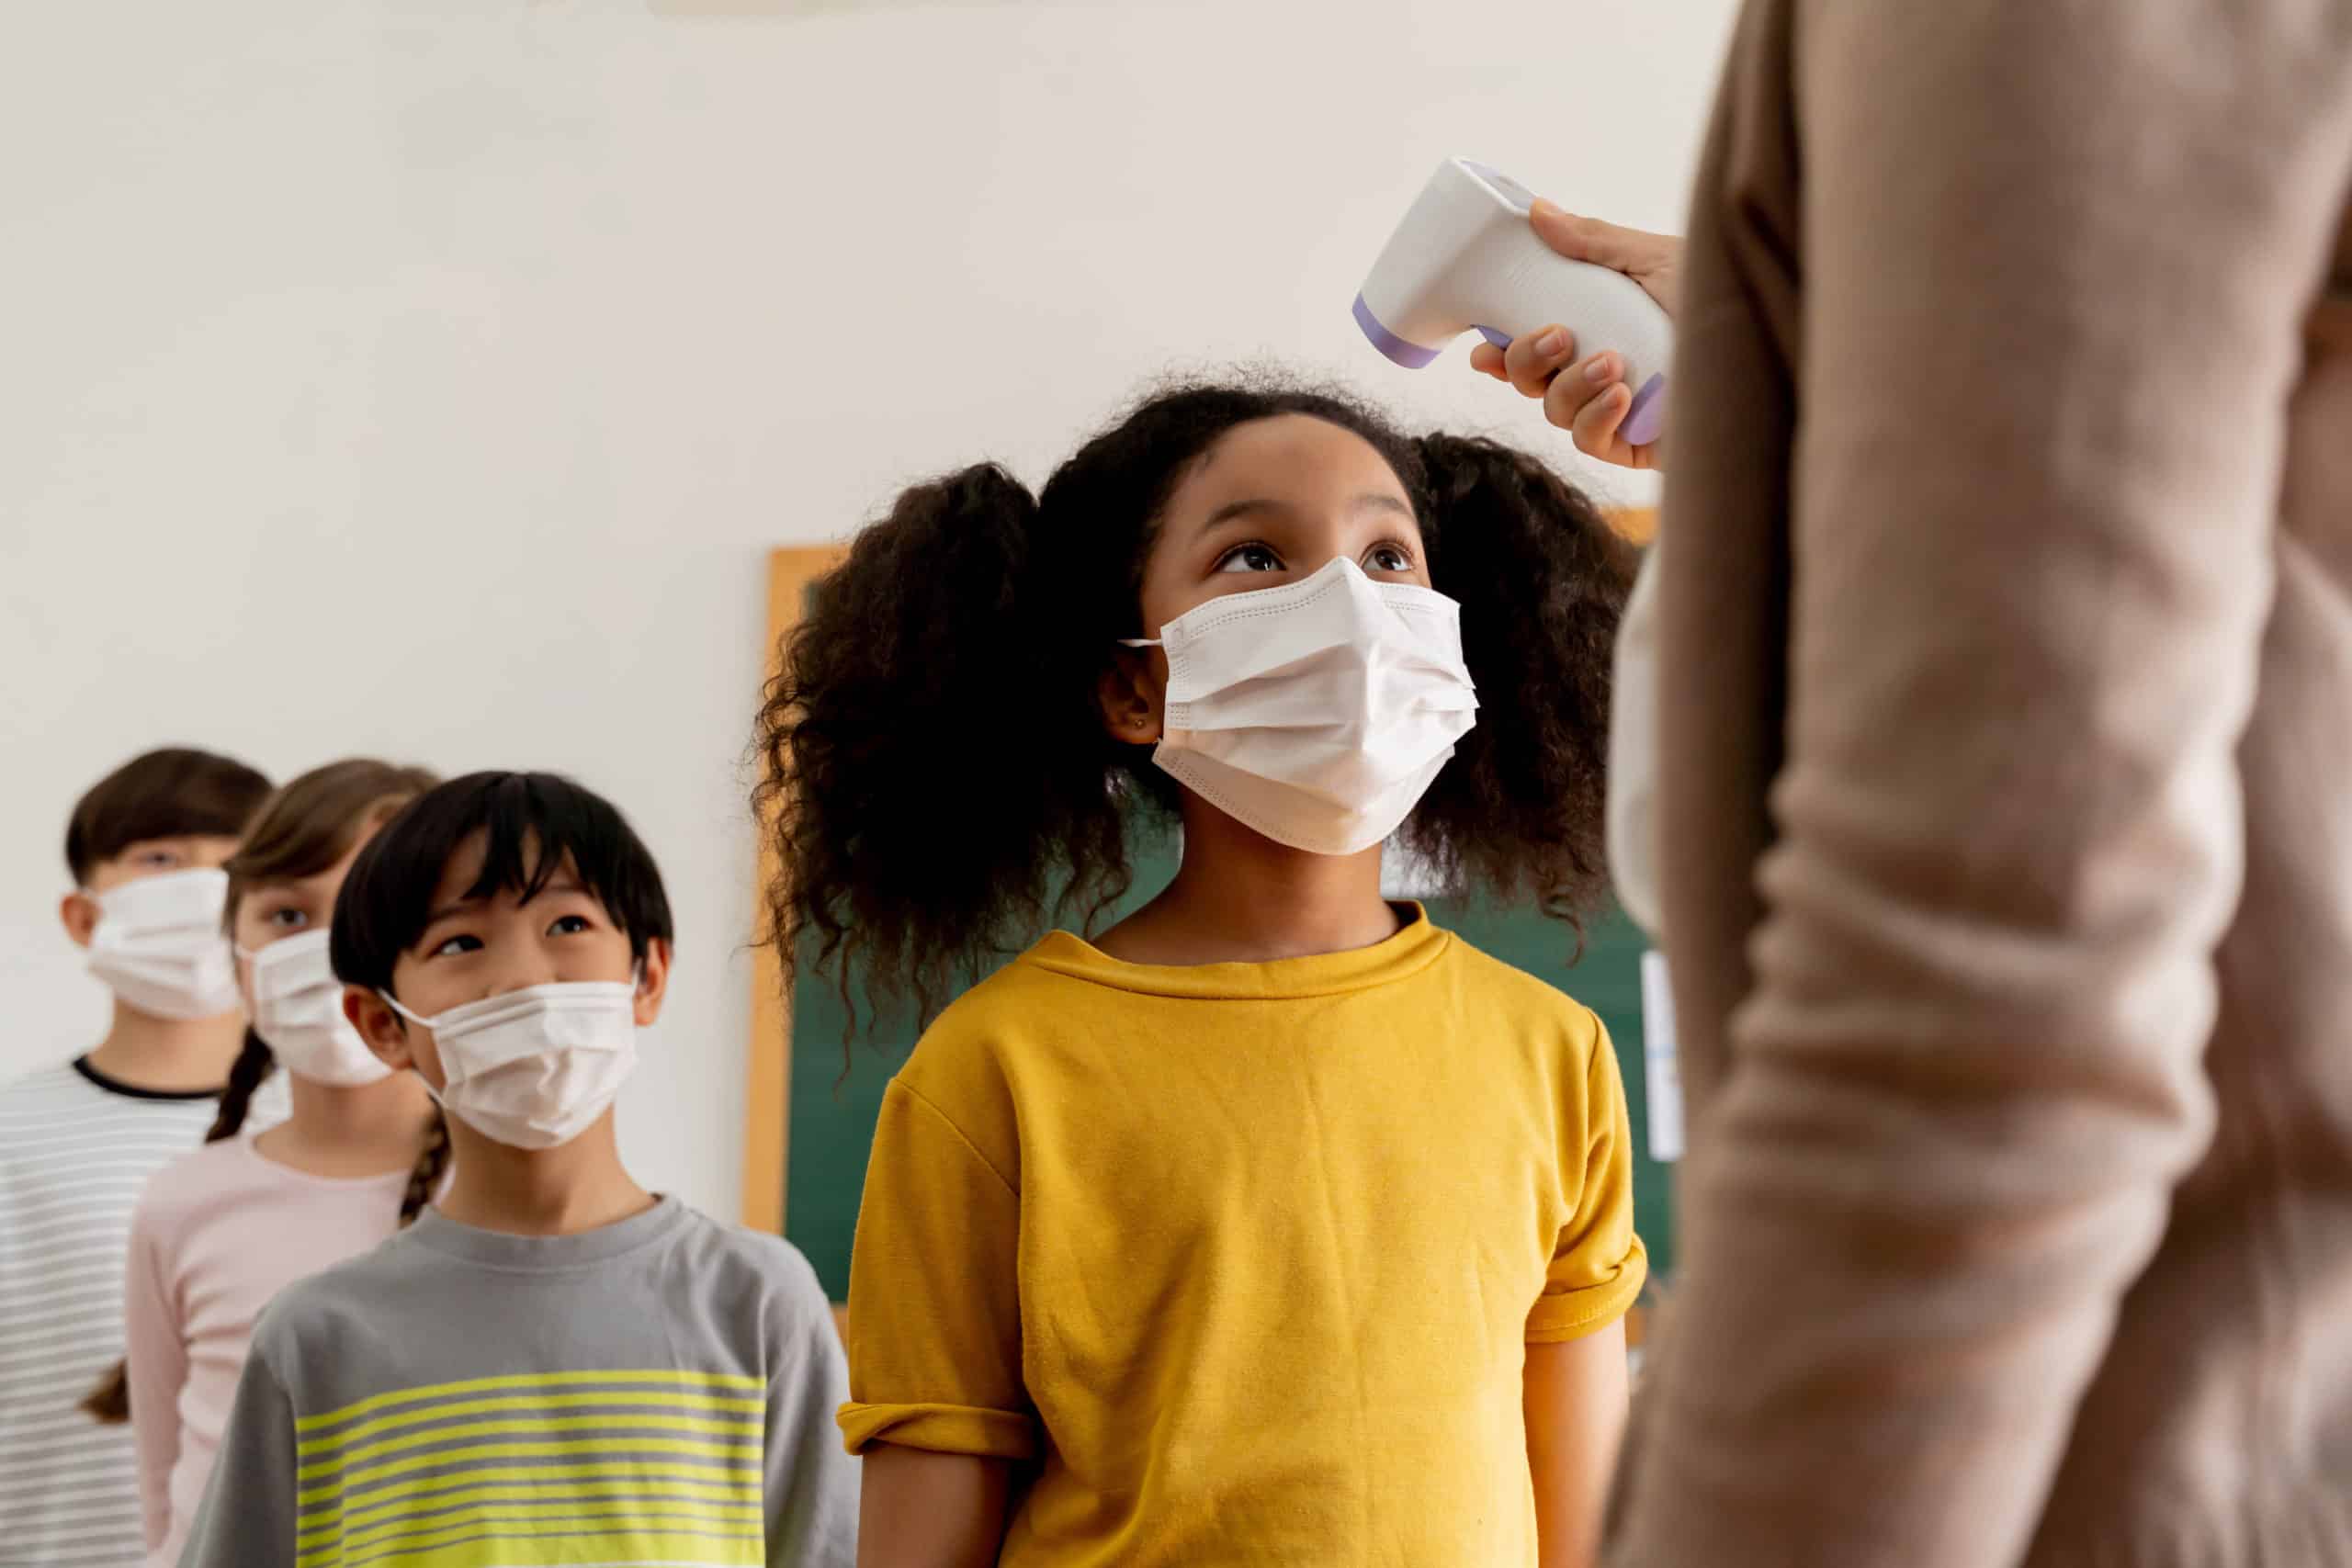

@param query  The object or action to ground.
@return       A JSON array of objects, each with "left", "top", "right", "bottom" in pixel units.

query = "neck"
[
  {"left": 259, "top": 1072, "right": 439, "bottom": 1172},
  {"left": 433, "top": 1112, "right": 652, "bottom": 1238},
  {"left": 84, "top": 1000, "right": 251, "bottom": 1093},
  {"left": 1104, "top": 802, "right": 1401, "bottom": 965}
]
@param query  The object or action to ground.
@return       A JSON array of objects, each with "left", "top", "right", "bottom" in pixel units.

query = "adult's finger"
[
  {"left": 1573, "top": 382, "right": 1634, "bottom": 461},
  {"left": 1502, "top": 325, "right": 1578, "bottom": 400},
  {"left": 1528, "top": 198, "right": 1676, "bottom": 275},
  {"left": 1468, "top": 341, "right": 1510, "bottom": 382}
]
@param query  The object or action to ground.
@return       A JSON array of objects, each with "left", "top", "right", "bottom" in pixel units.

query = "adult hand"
[{"left": 1468, "top": 200, "right": 1682, "bottom": 471}]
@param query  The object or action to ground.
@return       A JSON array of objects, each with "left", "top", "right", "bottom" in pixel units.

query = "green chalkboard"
[{"left": 783, "top": 849, "right": 1676, "bottom": 1301}]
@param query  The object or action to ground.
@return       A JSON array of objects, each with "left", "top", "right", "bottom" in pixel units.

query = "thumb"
[{"left": 1529, "top": 198, "right": 1662, "bottom": 276}]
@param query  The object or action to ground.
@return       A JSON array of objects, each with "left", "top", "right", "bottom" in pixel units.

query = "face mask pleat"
[
  {"left": 1135, "top": 558, "right": 1479, "bottom": 856},
  {"left": 85, "top": 868, "right": 242, "bottom": 1021},
  {"left": 379, "top": 980, "right": 640, "bottom": 1150}
]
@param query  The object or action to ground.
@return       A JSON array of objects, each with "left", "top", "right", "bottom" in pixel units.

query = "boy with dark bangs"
[{"left": 180, "top": 772, "right": 857, "bottom": 1568}]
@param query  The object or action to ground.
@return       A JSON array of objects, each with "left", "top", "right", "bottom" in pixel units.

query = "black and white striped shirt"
[{"left": 0, "top": 1058, "right": 284, "bottom": 1568}]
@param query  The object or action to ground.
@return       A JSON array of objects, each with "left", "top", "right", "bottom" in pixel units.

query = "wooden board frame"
[{"left": 741, "top": 547, "right": 851, "bottom": 1234}]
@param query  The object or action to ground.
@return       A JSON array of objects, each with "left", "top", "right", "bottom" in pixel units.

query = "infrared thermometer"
[{"left": 1354, "top": 157, "right": 1673, "bottom": 446}]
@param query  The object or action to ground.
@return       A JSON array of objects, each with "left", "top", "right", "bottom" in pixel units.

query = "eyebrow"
[
  {"left": 1197, "top": 492, "right": 1414, "bottom": 536},
  {"left": 419, "top": 876, "right": 589, "bottom": 931}
]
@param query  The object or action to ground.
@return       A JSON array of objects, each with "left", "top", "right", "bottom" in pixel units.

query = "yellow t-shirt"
[{"left": 839, "top": 908, "right": 1646, "bottom": 1567}]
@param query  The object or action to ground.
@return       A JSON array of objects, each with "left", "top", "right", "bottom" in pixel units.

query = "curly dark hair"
[{"left": 752, "top": 373, "right": 1635, "bottom": 1032}]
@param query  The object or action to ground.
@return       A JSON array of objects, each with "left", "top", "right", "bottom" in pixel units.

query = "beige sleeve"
[{"left": 1614, "top": 3, "right": 2352, "bottom": 1565}]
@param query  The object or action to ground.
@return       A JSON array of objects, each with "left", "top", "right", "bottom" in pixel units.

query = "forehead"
[
  {"left": 241, "top": 836, "right": 368, "bottom": 896},
  {"left": 1163, "top": 414, "right": 1415, "bottom": 521},
  {"left": 84, "top": 835, "right": 239, "bottom": 893},
  {"left": 112, "top": 833, "right": 241, "bottom": 859},
  {"left": 99, "top": 833, "right": 242, "bottom": 873},
  {"left": 426, "top": 829, "right": 578, "bottom": 908}
]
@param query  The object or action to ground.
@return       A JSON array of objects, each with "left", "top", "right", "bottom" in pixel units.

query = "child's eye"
[
  {"left": 547, "top": 914, "right": 593, "bottom": 937},
  {"left": 266, "top": 908, "right": 309, "bottom": 931},
  {"left": 139, "top": 850, "right": 182, "bottom": 869},
  {"left": 1214, "top": 544, "right": 1283, "bottom": 575},
  {"left": 1366, "top": 543, "right": 1415, "bottom": 573},
  {"left": 429, "top": 934, "right": 483, "bottom": 958}
]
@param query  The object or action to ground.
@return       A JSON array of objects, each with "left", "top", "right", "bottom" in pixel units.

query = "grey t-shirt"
[{"left": 179, "top": 1195, "right": 858, "bottom": 1568}]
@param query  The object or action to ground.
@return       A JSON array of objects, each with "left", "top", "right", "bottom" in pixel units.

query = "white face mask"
[
  {"left": 84, "top": 868, "right": 243, "bottom": 1021},
  {"left": 379, "top": 981, "right": 639, "bottom": 1150},
  {"left": 1125, "top": 556, "right": 1479, "bottom": 856},
  {"left": 243, "top": 931, "right": 390, "bottom": 1087},
  {"left": 1606, "top": 544, "right": 1663, "bottom": 937}
]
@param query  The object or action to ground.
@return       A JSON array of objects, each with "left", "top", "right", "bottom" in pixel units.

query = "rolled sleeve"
[
  {"left": 839, "top": 1080, "right": 1036, "bottom": 1460},
  {"left": 1528, "top": 1018, "right": 1649, "bottom": 1344}
]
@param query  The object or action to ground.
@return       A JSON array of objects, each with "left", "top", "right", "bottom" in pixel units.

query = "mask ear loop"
[
  {"left": 362, "top": 989, "right": 446, "bottom": 1100},
  {"left": 377, "top": 989, "right": 434, "bottom": 1028}
]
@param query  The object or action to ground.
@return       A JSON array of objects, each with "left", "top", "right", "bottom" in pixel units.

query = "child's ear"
[
  {"left": 1097, "top": 648, "right": 1164, "bottom": 746},
  {"left": 60, "top": 890, "right": 99, "bottom": 950},
  {"left": 345, "top": 987, "right": 415, "bottom": 1071},
  {"left": 631, "top": 938, "right": 673, "bottom": 1029}
]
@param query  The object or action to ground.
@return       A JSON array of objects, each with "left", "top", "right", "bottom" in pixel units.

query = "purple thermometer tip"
[
  {"left": 1623, "top": 374, "right": 1668, "bottom": 447},
  {"left": 1352, "top": 293, "right": 1442, "bottom": 370}
]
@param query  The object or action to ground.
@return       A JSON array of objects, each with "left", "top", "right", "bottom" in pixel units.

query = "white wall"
[{"left": 0, "top": 0, "right": 1739, "bottom": 1222}]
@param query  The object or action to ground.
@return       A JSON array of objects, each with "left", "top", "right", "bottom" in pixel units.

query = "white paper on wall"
[{"left": 1639, "top": 949, "right": 1684, "bottom": 1163}]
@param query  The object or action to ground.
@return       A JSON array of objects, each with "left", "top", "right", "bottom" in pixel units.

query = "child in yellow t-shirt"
[{"left": 755, "top": 378, "right": 1648, "bottom": 1568}]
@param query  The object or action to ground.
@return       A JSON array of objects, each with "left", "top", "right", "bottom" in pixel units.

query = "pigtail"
[
  {"left": 205, "top": 1030, "right": 278, "bottom": 1144},
  {"left": 79, "top": 1363, "right": 130, "bottom": 1424},
  {"left": 754, "top": 462, "right": 1136, "bottom": 1043},
  {"left": 752, "top": 374, "right": 1645, "bottom": 1031},
  {"left": 83, "top": 1032, "right": 279, "bottom": 1424},
  {"left": 1405, "top": 433, "right": 1637, "bottom": 941},
  {"left": 398, "top": 1108, "right": 449, "bottom": 1226}
]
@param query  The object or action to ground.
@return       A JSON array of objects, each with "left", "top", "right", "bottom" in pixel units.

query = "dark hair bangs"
[{"left": 332, "top": 772, "right": 673, "bottom": 994}]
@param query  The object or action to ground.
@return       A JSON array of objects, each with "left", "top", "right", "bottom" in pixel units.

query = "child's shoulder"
[
  {"left": 886, "top": 937, "right": 1085, "bottom": 1088},
  {"left": 1428, "top": 925, "right": 1609, "bottom": 1043},
  {"left": 131, "top": 1134, "right": 257, "bottom": 1231},
  {"left": 658, "top": 1203, "right": 837, "bottom": 1347},
  {"left": 944, "top": 935, "right": 1096, "bottom": 1019},
  {"left": 0, "top": 1064, "right": 81, "bottom": 1154},
  {"left": 0, "top": 1059, "right": 79, "bottom": 1105},
  {"left": 670, "top": 1202, "right": 825, "bottom": 1287},
  {"left": 1437, "top": 926, "right": 1596, "bottom": 998},
  {"left": 0, "top": 1060, "right": 213, "bottom": 1178},
  {"left": 0, "top": 1058, "right": 130, "bottom": 1121},
  {"left": 238, "top": 1224, "right": 423, "bottom": 1382}
]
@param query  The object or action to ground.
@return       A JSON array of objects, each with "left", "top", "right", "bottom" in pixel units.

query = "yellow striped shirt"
[{"left": 176, "top": 1197, "right": 857, "bottom": 1568}]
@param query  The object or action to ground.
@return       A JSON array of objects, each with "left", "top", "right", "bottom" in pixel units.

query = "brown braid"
[
  {"left": 205, "top": 1030, "right": 278, "bottom": 1144},
  {"left": 399, "top": 1107, "right": 450, "bottom": 1226},
  {"left": 78, "top": 1362, "right": 130, "bottom": 1424}
]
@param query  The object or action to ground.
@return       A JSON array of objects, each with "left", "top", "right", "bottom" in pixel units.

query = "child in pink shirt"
[{"left": 109, "top": 760, "right": 443, "bottom": 1568}]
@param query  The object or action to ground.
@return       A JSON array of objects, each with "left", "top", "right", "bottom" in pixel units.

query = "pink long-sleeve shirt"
[{"left": 122, "top": 1134, "right": 412, "bottom": 1568}]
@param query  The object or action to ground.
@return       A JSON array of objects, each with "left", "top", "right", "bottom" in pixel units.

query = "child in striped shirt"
[
  {"left": 0, "top": 745, "right": 277, "bottom": 1568},
  {"left": 179, "top": 772, "right": 857, "bottom": 1568}
]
